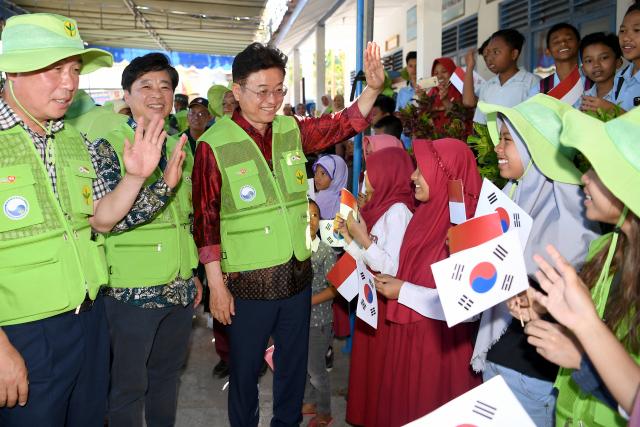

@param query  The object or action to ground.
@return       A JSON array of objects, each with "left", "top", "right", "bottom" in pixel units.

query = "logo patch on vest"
[
  {"left": 0, "top": 175, "right": 17, "bottom": 184},
  {"left": 4, "top": 196, "right": 29, "bottom": 220},
  {"left": 296, "top": 170, "right": 305, "bottom": 184},
  {"left": 239, "top": 185, "right": 256, "bottom": 202},
  {"left": 236, "top": 169, "right": 248, "bottom": 175},
  {"left": 185, "top": 176, "right": 192, "bottom": 183},
  {"left": 78, "top": 166, "right": 90, "bottom": 174},
  {"left": 291, "top": 155, "right": 301, "bottom": 162},
  {"left": 82, "top": 185, "right": 92, "bottom": 205}
]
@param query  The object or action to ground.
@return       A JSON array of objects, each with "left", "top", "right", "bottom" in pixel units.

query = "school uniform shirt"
[
  {"left": 582, "top": 83, "right": 615, "bottom": 105},
  {"left": 344, "top": 203, "right": 413, "bottom": 275},
  {"left": 473, "top": 68, "right": 542, "bottom": 124},
  {"left": 395, "top": 84, "right": 415, "bottom": 149},
  {"left": 527, "top": 69, "right": 586, "bottom": 109},
  {"left": 309, "top": 238, "right": 337, "bottom": 327},
  {"left": 613, "top": 65, "right": 640, "bottom": 112}
]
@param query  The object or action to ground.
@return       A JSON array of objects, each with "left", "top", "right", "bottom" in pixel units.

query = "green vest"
[
  {"left": 100, "top": 123, "right": 198, "bottom": 288},
  {"left": 555, "top": 233, "right": 639, "bottom": 427},
  {"left": 199, "top": 115, "right": 311, "bottom": 273},
  {"left": 175, "top": 109, "right": 189, "bottom": 133},
  {"left": 0, "top": 124, "right": 108, "bottom": 326}
]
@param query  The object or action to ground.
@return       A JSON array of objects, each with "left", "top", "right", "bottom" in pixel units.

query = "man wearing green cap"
[
  {"left": 181, "top": 96, "right": 211, "bottom": 156},
  {"left": 0, "top": 13, "right": 187, "bottom": 426},
  {"left": 174, "top": 93, "right": 189, "bottom": 133}
]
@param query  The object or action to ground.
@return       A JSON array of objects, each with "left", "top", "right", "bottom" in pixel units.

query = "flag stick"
[
  {"left": 526, "top": 288, "right": 534, "bottom": 321},
  {"left": 515, "top": 299, "right": 524, "bottom": 327}
]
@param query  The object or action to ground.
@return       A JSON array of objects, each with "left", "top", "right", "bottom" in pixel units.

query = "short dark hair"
[
  {"left": 308, "top": 198, "right": 321, "bottom": 219},
  {"left": 373, "top": 115, "right": 403, "bottom": 140},
  {"left": 625, "top": 3, "right": 640, "bottom": 16},
  {"left": 233, "top": 42, "right": 288, "bottom": 86},
  {"left": 479, "top": 38, "right": 491, "bottom": 56},
  {"left": 580, "top": 32, "right": 622, "bottom": 60},
  {"left": 373, "top": 94, "right": 396, "bottom": 115},
  {"left": 490, "top": 29, "right": 526, "bottom": 59},
  {"left": 121, "top": 53, "right": 179, "bottom": 93},
  {"left": 406, "top": 51, "right": 417, "bottom": 64},
  {"left": 546, "top": 23, "right": 580, "bottom": 49}
]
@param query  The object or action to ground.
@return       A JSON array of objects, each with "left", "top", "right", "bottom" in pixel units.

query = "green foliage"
[{"left": 466, "top": 123, "right": 508, "bottom": 188}]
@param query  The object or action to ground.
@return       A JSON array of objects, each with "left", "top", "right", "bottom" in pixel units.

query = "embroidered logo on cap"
[
  {"left": 4, "top": 196, "right": 29, "bottom": 220},
  {"left": 239, "top": 185, "right": 256, "bottom": 202},
  {"left": 78, "top": 166, "right": 90, "bottom": 174},
  {"left": 64, "top": 21, "right": 76, "bottom": 37}
]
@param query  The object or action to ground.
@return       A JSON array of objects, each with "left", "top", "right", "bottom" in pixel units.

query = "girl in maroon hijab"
[
  {"left": 336, "top": 147, "right": 416, "bottom": 427},
  {"left": 429, "top": 57, "right": 464, "bottom": 128},
  {"left": 374, "top": 138, "right": 483, "bottom": 426}
]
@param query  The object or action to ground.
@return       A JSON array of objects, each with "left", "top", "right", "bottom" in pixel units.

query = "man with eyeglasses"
[
  {"left": 181, "top": 97, "right": 212, "bottom": 156},
  {"left": 193, "top": 41, "right": 384, "bottom": 427}
]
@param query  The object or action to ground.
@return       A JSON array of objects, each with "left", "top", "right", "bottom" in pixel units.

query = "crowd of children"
[{"left": 300, "top": 4, "right": 640, "bottom": 427}]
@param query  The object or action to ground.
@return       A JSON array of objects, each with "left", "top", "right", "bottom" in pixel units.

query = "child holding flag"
[
  {"left": 302, "top": 199, "right": 338, "bottom": 427},
  {"left": 373, "top": 138, "right": 483, "bottom": 426},
  {"left": 472, "top": 95, "right": 600, "bottom": 426},
  {"left": 334, "top": 147, "right": 415, "bottom": 427},
  {"left": 523, "top": 107, "right": 640, "bottom": 427},
  {"left": 579, "top": 32, "right": 623, "bottom": 113},
  {"left": 428, "top": 57, "right": 470, "bottom": 130}
]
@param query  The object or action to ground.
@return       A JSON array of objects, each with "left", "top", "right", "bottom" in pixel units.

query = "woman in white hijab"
[
  {"left": 473, "top": 95, "right": 601, "bottom": 427},
  {"left": 317, "top": 93, "right": 333, "bottom": 116}
]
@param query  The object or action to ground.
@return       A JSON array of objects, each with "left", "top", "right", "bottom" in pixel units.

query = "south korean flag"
[
  {"left": 404, "top": 376, "right": 536, "bottom": 426},
  {"left": 355, "top": 260, "right": 378, "bottom": 329},
  {"left": 431, "top": 231, "right": 528, "bottom": 327},
  {"left": 474, "top": 178, "right": 533, "bottom": 252},
  {"left": 319, "top": 220, "right": 346, "bottom": 248}
]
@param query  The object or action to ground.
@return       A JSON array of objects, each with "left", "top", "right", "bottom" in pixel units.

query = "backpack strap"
[
  {"left": 540, "top": 74, "right": 555, "bottom": 94},
  {"left": 615, "top": 65, "right": 631, "bottom": 101},
  {"left": 584, "top": 77, "right": 594, "bottom": 91}
]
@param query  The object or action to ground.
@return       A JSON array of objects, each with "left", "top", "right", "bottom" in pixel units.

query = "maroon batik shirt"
[{"left": 193, "top": 101, "right": 372, "bottom": 300}]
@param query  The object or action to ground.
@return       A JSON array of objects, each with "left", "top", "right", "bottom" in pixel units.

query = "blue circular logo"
[
  {"left": 4, "top": 196, "right": 29, "bottom": 220},
  {"left": 239, "top": 185, "right": 256, "bottom": 202}
]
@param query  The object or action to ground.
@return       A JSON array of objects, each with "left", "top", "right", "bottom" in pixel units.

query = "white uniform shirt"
[{"left": 344, "top": 203, "right": 412, "bottom": 275}]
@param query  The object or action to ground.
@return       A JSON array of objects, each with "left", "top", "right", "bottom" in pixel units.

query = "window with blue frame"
[
  {"left": 442, "top": 14, "right": 478, "bottom": 67},
  {"left": 499, "top": 0, "right": 617, "bottom": 76}
]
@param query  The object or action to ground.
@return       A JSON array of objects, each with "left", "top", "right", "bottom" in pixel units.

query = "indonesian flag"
[
  {"left": 449, "top": 66, "right": 486, "bottom": 95},
  {"left": 547, "top": 64, "right": 582, "bottom": 106},
  {"left": 405, "top": 376, "right": 536, "bottom": 426},
  {"left": 326, "top": 252, "right": 359, "bottom": 301},
  {"left": 264, "top": 345, "right": 274, "bottom": 371},
  {"left": 340, "top": 188, "right": 358, "bottom": 221}
]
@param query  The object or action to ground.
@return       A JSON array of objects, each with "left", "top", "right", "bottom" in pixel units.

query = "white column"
[
  {"left": 315, "top": 24, "right": 326, "bottom": 115},
  {"left": 293, "top": 48, "right": 301, "bottom": 106},
  {"left": 416, "top": 0, "right": 442, "bottom": 81}
]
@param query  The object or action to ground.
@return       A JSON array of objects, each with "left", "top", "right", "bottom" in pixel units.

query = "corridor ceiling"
[{"left": 7, "top": 0, "right": 269, "bottom": 56}]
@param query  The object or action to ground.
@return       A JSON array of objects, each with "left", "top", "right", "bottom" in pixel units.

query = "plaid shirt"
[{"left": 0, "top": 84, "right": 110, "bottom": 201}]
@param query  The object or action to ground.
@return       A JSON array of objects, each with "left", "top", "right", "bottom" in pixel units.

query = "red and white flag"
[
  {"left": 264, "top": 345, "right": 274, "bottom": 371},
  {"left": 448, "top": 179, "right": 466, "bottom": 224},
  {"left": 404, "top": 376, "right": 536, "bottom": 426},
  {"left": 326, "top": 252, "right": 359, "bottom": 301},
  {"left": 340, "top": 188, "right": 358, "bottom": 221},
  {"left": 547, "top": 64, "right": 582, "bottom": 106},
  {"left": 449, "top": 66, "right": 486, "bottom": 95}
]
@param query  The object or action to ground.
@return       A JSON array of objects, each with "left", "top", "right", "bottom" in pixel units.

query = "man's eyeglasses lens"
[
  {"left": 242, "top": 86, "right": 288, "bottom": 100},
  {"left": 188, "top": 111, "right": 209, "bottom": 118}
]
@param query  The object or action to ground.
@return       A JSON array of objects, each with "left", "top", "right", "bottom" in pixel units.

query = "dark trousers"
[
  {"left": 0, "top": 293, "right": 110, "bottom": 427},
  {"left": 213, "top": 317, "right": 229, "bottom": 362},
  {"left": 103, "top": 296, "right": 194, "bottom": 427},
  {"left": 227, "top": 284, "right": 311, "bottom": 427}
]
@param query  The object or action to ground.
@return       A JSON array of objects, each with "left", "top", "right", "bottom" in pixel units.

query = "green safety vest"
[
  {"left": 100, "top": 123, "right": 198, "bottom": 288},
  {"left": 0, "top": 124, "right": 108, "bottom": 326},
  {"left": 554, "top": 233, "right": 639, "bottom": 427},
  {"left": 175, "top": 109, "right": 189, "bottom": 133},
  {"left": 199, "top": 115, "right": 311, "bottom": 273}
]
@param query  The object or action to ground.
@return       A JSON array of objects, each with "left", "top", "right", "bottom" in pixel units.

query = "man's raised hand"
[
  {"left": 364, "top": 41, "right": 385, "bottom": 92},
  {"left": 164, "top": 133, "right": 188, "bottom": 188},
  {"left": 123, "top": 115, "right": 166, "bottom": 181}
]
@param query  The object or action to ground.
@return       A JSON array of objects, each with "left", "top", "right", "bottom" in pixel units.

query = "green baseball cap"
[
  {"left": 478, "top": 93, "right": 582, "bottom": 185},
  {"left": 207, "top": 85, "right": 231, "bottom": 117},
  {"left": 560, "top": 107, "right": 640, "bottom": 216},
  {"left": 175, "top": 94, "right": 189, "bottom": 103},
  {"left": 0, "top": 14, "right": 113, "bottom": 74}
]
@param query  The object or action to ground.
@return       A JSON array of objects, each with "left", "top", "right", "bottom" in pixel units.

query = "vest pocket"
[
  {"left": 280, "top": 151, "right": 308, "bottom": 193},
  {"left": 64, "top": 159, "right": 97, "bottom": 215},
  {"left": 0, "top": 256, "right": 69, "bottom": 324},
  {"left": 0, "top": 164, "right": 45, "bottom": 233},
  {"left": 109, "top": 242, "right": 169, "bottom": 279},
  {"left": 224, "top": 226, "right": 278, "bottom": 266},
  {"left": 177, "top": 172, "right": 194, "bottom": 214},
  {"left": 224, "top": 161, "right": 266, "bottom": 209}
]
